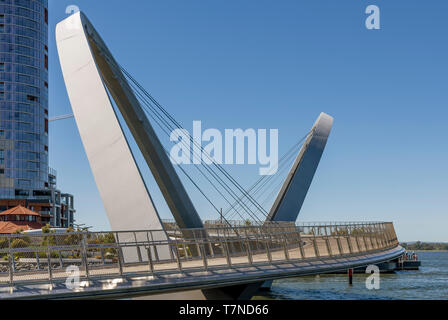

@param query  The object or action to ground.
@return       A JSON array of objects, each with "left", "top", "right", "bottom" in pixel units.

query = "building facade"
[{"left": 0, "top": 0, "right": 75, "bottom": 228}]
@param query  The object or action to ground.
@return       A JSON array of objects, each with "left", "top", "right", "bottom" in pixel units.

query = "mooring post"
[{"left": 348, "top": 268, "right": 353, "bottom": 285}]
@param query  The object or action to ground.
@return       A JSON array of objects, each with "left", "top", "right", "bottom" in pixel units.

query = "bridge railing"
[{"left": 0, "top": 222, "right": 399, "bottom": 286}]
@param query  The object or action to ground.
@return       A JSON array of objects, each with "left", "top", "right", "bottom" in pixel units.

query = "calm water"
[{"left": 255, "top": 251, "right": 448, "bottom": 300}]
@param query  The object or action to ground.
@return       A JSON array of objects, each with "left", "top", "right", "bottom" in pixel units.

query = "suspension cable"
[{"left": 119, "top": 66, "right": 270, "bottom": 219}]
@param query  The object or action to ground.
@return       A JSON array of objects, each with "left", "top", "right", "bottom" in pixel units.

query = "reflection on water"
[{"left": 255, "top": 252, "right": 448, "bottom": 300}]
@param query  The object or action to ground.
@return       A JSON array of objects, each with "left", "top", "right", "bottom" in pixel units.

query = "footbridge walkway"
[{"left": 0, "top": 221, "right": 403, "bottom": 299}]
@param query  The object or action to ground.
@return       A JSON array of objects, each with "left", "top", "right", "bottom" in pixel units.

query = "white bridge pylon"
[
  {"left": 267, "top": 113, "right": 334, "bottom": 222},
  {"left": 56, "top": 11, "right": 334, "bottom": 239},
  {"left": 56, "top": 12, "right": 204, "bottom": 240}
]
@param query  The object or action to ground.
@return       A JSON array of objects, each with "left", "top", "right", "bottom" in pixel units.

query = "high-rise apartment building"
[{"left": 0, "top": 0, "right": 75, "bottom": 228}]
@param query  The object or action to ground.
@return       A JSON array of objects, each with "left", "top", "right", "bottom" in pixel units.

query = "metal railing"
[{"left": 0, "top": 222, "right": 399, "bottom": 287}]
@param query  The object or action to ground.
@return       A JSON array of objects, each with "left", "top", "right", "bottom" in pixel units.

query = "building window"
[
  {"left": 17, "top": 179, "right": 31, "bottom": 188},
  {"left": 27, "top": 95, "right": 38, "bottom": 102},
  {"left": 0, "top": 169, "right": 4, "bottom": 174},
  {"left": 45, "top": 9, "right": 48, "bottom": 24},
  {"left": 0, "top": 24, "right": 4, "bottom": 33},
  {"left": 44, "top": 55, "right": 48, "bottom": 70},
  {"left": 44, "top": 119, "right": 48, "bottom": 133},
  {"left": 15, "top": 189, "right": 30, "bottom": 197},
  {"left": 0, "top": 63, "right": 4, "bottom": 72}
]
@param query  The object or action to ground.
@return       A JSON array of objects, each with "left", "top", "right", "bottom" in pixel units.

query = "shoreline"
[{"left": 404, "top": 250, "right": 448, "bottom": 252}]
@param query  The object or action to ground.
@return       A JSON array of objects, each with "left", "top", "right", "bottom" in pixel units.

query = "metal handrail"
[{"left": 0, "top": 221, "right": 400, "bottom": 287}]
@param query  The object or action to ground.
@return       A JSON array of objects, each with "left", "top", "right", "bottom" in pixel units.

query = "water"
[{"left": 255, "top": 251, "right": 448, "bottom": 300}]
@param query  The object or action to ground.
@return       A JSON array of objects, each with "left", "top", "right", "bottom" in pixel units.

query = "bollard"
[{"left": 348, "top": 268, "right": 353, "bottom": 285}]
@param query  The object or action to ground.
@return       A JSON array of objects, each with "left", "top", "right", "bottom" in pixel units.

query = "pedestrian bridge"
[{"left": 0, "top": 221, "right": 403, "bottom": 299}]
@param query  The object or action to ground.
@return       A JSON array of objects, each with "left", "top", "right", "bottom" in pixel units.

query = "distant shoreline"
[
  {"left": 411, "top": 250, "right": 448, "bottom": 252},
  {"left": 400, "top": 242, "right": 448, "bottom": 251}
]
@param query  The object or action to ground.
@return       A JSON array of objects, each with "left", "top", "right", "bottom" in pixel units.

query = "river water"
[{"left": 255, "top": 251, "right": 448, "bottom": 300}]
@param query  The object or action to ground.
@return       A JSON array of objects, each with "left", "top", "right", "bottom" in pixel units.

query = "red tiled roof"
[
  {"left": 0, "top": 221, "right": 42, "bottom": 234},
  {"left": 0, "top": 205, "right": 41, "bottom": 217}
]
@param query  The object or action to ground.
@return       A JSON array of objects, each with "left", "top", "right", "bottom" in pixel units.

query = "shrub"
[
  {"left": 41, "top": 224, "right": 51, "bottom": 234},
  {"left": 11, "top": 238, "right": 29, "bottom": 249},
  {"left": 0, "top": 238, "right": 9, "bottom": 249}
]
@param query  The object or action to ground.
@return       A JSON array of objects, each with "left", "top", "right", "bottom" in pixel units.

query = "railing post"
[
  {"left": 133, "top": 232, "right": 142, "bottom": 263},
  {"left": 58, "top": 251, "right": 64, "bottom": 268},
  {"left": 11, "top": 250, "right": 16, "bottom": 272},
  {"left": 313, "top": 236, "right": 319, "bottom": 258},
  {"left": 200, "top": 241, "right": 208, "bottom": 272},
  {"left": 100, "top": 247, "right": 106, "bottom": 265},
  {"left": 246, "top": 238, "right": 253, "bottom": 265},
  {"left": 167, "top": 235, "right": 175, "bottom": 260},
  {"left": 282, "top": 233, "right": 290, "bottom": 260},
  {"left": 367, "top": 225, "right": 376, "bottom": 250},
  {"left": 335, "top": 226, "right": 343, "bottom": 256},
  {"left": 116, "top": 243, "right": 123, "bottom": 276},
  {"left": 385, "top": 223, "right": 394, "bottom": 247},
  {"left": 381, "top": 224, "right": 390, "bottom": 247},
  {"left": 265, "top": 234, "right": 272, "bottom": 263},
  {"left": 373, "top": 224, "right": 381, "bottom": 249},
  {"left": 362, "top": 224, "right": 370, "bottom": 252},
  {"left": 35, "top": 252, "right": 42, "bottom": 270},
  {"left": 323, "top": 227, "right": 332, "bottom": 257},
  {"left": 174, "top": 241, "right": 183, "bottom": 272},
  {"left": 296, "top": 230, "right": 305, "bottom": 259},
  {"left": 223, "top": 239, "right": 232, "bottom": 267},
  {"left": 243, "top": 228, "right": 253, "bottom": 265},
  {"left": 153, "top": 242, "right": 160, "bottom": 262},
  {"left": 346, "top": 227, "right": 353, "bottom": 254},
  {"left": 208, "top": 240, "right": 214, "bottom": 258},
  {"left": 47, "top": 246, "right": 53, "bottom": 283},
  {"left": 8, "top": 238, "right": 13, "bottom": 286},
  {"left": 355, "top": 233, "right": 361, "bottom": 252},
  {"left": 192, "top": 230, "right": 203, "bottom": 262},
  {"left": 82, "top": 234, "right": 90, "bottom": 280},
  {"left": 147, "top": 232, "right": 160, "bottom": 262},
  {"left": 146, "top": 247, "right": 155, "bottom": 276},
  {"left": 145, "top": 231, "right": 156, "bottom": 276}
]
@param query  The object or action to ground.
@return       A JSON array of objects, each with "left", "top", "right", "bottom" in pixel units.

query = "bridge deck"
[
  {"left": 0, "top": 222, "right": 402, "bottom": 299},
  {"left": 0, "top": 246, "right": 403, "bottom": 299}
]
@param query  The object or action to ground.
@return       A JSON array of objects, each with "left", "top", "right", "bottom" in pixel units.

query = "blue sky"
[{"left": 48, "top": 1, "right": 447, "bottom": 241}]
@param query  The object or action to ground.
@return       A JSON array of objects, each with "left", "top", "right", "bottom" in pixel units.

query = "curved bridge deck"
[{"left": 0, "top": 222, "right": 402, "bottom": 299}]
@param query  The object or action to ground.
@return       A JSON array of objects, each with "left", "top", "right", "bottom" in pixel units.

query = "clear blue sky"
[{"left": 48, "top": 0, "right": 448, "bottom": 242}]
